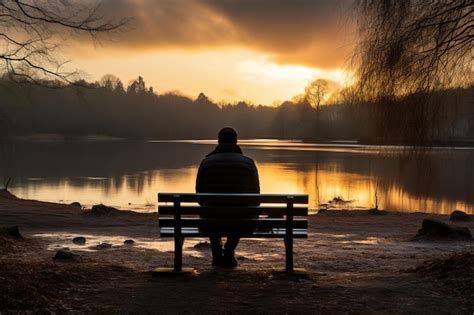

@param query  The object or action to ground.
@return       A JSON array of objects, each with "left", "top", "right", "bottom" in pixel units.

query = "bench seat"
[
  {"left": 160, "top": 227, "right": 308, "bottom": 238},
  {"left": 158, "top": 193, "right": 309, "bottom": 272}
]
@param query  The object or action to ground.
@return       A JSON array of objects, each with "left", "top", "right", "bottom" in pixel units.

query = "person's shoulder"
[
  {"left": 241, "top": 154, "right": 255, "bottom": 162},
  {"left": 201, "top": 152, "right": 254, "bottom": 164},
  {"left": 199, "top": 153, "right": 227, "bottom": 165},
  {"left": 239, "top": 154, "right": 257, "bottom": 167},
  {"left": 199, "top": 155, "right": 214, "bottom": 166}
]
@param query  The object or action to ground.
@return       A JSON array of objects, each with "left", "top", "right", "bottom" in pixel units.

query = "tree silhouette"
[
  {"left": 304, "top": 79, "right": 329, "bottom": 109},
  {"left": 100, "top": 74, "right": 123, "bottom": 91},
  {"left": 127, "top": 76, "right": 147, "bottom": 94},
  {"left": 353, "top": 0, "right": 473, "bottom": 144},
  {"left": 303, "top": 79, "right": 329, "bottom": 139},
  {"left": 0, "top": 74, "right": 471, "bottom": 142},
  {"left": 0, "top": 0, "right": 128, "bottom": 84}
]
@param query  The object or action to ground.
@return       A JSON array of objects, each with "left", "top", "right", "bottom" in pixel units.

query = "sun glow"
[
  {"left": 237, "top": 58, "right": 316, "bottom": 81},
  {"left": 72, "top": 48, "right": 350, "bottom": 105},
  {"left": 237, "top": 56, "right": 347, "bottom": 85},
  {"left": 236, "top": 56, "right": 350, "bottom": 104}
]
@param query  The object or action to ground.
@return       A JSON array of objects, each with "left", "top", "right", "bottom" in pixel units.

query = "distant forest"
[{"left": 0, "top": 76, "right": 472, "bottom": 144}]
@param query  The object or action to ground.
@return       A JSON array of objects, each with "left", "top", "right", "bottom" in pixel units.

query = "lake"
[{"left": 1, "top": 139, "right": 473, "bottom": 214}]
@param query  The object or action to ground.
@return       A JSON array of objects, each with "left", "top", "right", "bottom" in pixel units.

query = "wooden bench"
[{"left": 158, "top": 193, "right": 308, "bottom": 273}]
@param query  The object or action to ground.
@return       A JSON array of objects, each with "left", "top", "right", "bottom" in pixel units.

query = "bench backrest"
[{"left": 158, "top": 193, "right": 309, "bottom": 238}]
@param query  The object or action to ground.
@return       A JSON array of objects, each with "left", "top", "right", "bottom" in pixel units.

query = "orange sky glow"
[{"left": 64, "top": 0, "right": 356, "bottom": 105}]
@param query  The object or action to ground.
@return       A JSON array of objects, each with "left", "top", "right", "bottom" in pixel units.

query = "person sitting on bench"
[{"left": 196, "top": 127, "right": 260, "bottom": 267}]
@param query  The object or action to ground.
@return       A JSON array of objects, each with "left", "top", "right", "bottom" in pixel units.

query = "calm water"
[{"left": 1, "top": 139, "right": 473, "bottom": 214}]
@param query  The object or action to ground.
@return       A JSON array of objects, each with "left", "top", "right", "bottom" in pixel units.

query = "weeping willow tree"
[{"left": 353, "top": 0, "right": 473, "bottom": 144}]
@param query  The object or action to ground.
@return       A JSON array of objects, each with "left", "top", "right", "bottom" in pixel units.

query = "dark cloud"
[
  {"left": 94, "top": 0, "right": 355, "bottom": 68},
  {"left": 97, "top": 0, "right": 237, "bottom": 46}
]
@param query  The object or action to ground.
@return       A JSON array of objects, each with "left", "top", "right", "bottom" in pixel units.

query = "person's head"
[{"left": 218, "top": 127, "right": 238, "bottom": 145}]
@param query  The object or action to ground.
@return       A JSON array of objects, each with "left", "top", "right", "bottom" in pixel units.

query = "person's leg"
[
  {"left": 224, "top": 234, "right": 240, "bottom": 255},
  {"left": 223, "top": 231, "right": 240, "bottom": 266},
  {"left": 209, "top": 231, "right": 223, "bottom": 265}
]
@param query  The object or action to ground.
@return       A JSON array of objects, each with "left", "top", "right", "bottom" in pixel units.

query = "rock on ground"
[
  {"left": 450, "top": 210, "right": 471, "bottom": 222},
  {"left": 70, "top": 202, "right": 82, "bottom": 209},
  {"left": 0, "top": 226, "right": 25, "bottom": 254},
  {"left": 414, "top": 218, "right": 472, "bottom": 241},
  {"left": 89, "top": 204, "right": 120, "bottom": 216},
  {"left": 193, "top": 241, "right": 211, "bottom": 249},
  {"left": 54, "top": 249, "right": 81, "bottom": 261},
  {"left": 0, "top": 226, "right": 23, "bottom": 240},
  {"left": 94, "top": 243, "right": 113, "bottom": 250},
  {"left": 72, "top": 237, "right": 86, "bottom": 245}
]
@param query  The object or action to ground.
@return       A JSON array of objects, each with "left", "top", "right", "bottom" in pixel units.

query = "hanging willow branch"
[{"left": 353, "top": 0, "right": 473, "bottom": 144}]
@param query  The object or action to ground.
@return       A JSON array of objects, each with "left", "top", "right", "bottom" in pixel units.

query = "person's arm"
[
  {"left": 249, "top": 160, "right": 260, "bottom": 207},
  {"left": 195, "top": 162, "right": 203, "bottom": 193},
  {"left": 252, "top": 161, "right": 260, "bottom": 194}
]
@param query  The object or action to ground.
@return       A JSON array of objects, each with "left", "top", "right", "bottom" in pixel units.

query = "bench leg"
[
  {"left": 174, "top": 236, "right": 184, "bottom": 272},
  {"left": 285, "top": 236, "right": 294, "bottom": 273}
]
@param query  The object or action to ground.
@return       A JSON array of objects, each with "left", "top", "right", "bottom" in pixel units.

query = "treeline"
[
  {"left": 0, "top": 76, "right": 472, "bottom": 143},
  {"left": 0, "top": 75, "right": 357, "bottom": 140}
]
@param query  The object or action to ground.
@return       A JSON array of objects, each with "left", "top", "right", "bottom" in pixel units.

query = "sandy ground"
[{"left": 0, "top": 189, "right": 473, "bottom": 314}]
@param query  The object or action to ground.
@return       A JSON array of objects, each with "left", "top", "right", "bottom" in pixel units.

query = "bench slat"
[
  {"left": 158, "top": 193, "right": 308, "bottom": 204},
  {"left": 158, "top": 206, "right": 308, "bottom": 216},
  {"left": 159, "top": 227, "right": 308, "bottom": 238},
  {"left": 158, "top": 218, "right": 308, "bottom": 229}
]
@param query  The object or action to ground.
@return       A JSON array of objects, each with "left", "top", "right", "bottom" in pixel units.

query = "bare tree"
[
  {"left": 353, "top": 0, "right": 473, "bottom": 144},
  {"left": 0, "top": 0, "right": 128, "bottom": 85},
  {"left": 304, "top": 79, "right": 329, "bottom": 139},
  {"left": 100, "top": 74, "right": 123, "bottom": 90},
  {"left": 304, "top": 79, "right": 329, "bottom": 110}
]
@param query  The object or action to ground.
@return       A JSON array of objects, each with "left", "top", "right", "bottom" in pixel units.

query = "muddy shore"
[{"left": 0, "top": 189, "right": 472, "bottom": 313}]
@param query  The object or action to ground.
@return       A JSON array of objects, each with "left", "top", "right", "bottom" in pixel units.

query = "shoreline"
[
  {"left": 3, "top": 134, "right": 474, "bottom": 148},
  {"left": 1, "top": 189, "right": 473, "bottom": 313},
  {"left": 4, "top": 187, "right": 473, "bottom": 216}
]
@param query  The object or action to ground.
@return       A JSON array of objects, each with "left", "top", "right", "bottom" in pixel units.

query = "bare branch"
[
  {"left": 0, "top": 0, "right": 129, "bottom": 84},
  {"left": 352, "top": 0, "right": 473, "bottom": 144}
]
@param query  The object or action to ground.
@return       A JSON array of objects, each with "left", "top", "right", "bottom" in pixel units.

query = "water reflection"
[{"left": 1, "top": 140, "right": 473, "bottom": 214}]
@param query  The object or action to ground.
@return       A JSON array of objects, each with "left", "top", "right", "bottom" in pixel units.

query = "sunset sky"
[{"left": 67, "top": 0, "right": 355, "bottom": 104}]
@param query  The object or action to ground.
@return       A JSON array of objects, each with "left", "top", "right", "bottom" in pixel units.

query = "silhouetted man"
[{"left": 196, "top": 127, "right": 260, "bottom": 267}]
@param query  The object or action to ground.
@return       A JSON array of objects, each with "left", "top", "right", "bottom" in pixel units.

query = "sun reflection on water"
[{"left": 4, "top": 140, "right": 474, "bottom": 214}]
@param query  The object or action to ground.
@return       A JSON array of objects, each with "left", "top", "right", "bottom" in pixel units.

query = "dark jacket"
[
  {"left": 196, "top": 144, "right": 260, "bottom": 194},
  {"left": 196, "top": 144, "right": 260, "bottom": 220}
]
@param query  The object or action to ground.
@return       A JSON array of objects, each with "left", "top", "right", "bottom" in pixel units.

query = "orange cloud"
[{"left": 71, "top": 0, "right": 356, "bottom": 69}]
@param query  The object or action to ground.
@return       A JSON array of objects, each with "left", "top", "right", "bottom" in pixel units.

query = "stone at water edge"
[
  {"left": 450, "top": 210, "right": 471, "bottom": 222},
  {"left": 124, "top": 239, "right": 135, "bottom": 246},
  {"left": 90, "top": 204, "right": 119, "bottom": 215},
  {"left": 95, "top": 242, "right": 113, "bottom": 250},
  {"left": 72, "top": 236, "right": 86, "bottom": 245},
  {"left": 414, "top": 218, "right": 472, "bottom": 240},
  {"left": 70, "top": 202, "right": 82, "bottom": 209},
  {"left": 54, "top": 249, "right": 81, "bottom": 261}
]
